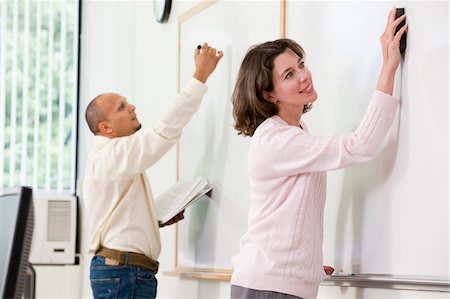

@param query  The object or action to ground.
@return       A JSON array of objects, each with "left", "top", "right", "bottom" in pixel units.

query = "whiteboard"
[
  {"left": 177, "top": 0, "right": 280, "bottom": 270},
  {"left": 177, "top": 0, "right": 449, "bottom": 279},
  {"left": 286, "top": 1, "right": 448, "bottom": 277}
]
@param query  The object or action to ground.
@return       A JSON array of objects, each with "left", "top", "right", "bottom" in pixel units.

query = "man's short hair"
[{"left": 85, "top": 95, "right": 106, "bottom": 134}]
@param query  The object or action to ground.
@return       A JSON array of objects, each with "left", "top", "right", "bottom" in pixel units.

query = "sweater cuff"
[{"left": 373, "top": 89, "right": 399, "bottom": 114}]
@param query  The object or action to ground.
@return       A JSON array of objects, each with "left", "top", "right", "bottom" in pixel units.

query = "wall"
[{"left": 72, "top": 1, "right": 449, "bottom": 299}]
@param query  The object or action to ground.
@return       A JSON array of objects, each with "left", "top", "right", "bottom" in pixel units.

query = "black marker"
[{"left": 197, "top": 45, "right": 202, "bottom": 50}]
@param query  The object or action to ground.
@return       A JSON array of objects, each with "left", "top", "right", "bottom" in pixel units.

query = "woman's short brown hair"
[{"left": 232, "top": 38, "right": 312, "bottom": 137}]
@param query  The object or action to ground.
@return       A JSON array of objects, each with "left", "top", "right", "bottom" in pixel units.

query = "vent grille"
[{"left": 47, "top": 200, "right": 71, "bottom": 241}]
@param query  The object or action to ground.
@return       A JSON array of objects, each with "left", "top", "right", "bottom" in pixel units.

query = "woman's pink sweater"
[{"left": 231, "top": 90, "right": 399, "bottom": 299}]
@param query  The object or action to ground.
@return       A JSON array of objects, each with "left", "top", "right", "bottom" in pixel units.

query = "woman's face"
[{"left": 266, "top": 48, "right": 317, "bottom": 110}]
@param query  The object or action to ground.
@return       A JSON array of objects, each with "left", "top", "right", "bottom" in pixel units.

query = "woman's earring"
[{"left": 273, "top": 99, "right": 278, "bottom": 104}]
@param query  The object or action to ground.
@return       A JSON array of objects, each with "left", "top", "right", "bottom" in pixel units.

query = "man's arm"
[
  {"left": 153, "top": 42, "right": 223, "bottom": 141},
  {"left": 107, "top": 43, "right": 224, "bottom": 178}
]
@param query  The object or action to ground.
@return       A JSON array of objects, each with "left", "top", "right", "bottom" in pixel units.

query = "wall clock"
[{"left": 153, "top": 0, "right": 172, "bottom": 23}]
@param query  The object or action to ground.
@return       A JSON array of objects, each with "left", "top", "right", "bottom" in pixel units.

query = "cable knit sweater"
[{"left": 230, "top": 90, "right": 399, "bottom": 299}]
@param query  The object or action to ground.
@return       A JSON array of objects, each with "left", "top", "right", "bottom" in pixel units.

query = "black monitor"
[{"left": 0, "top": 186, "right": 34, "bottom": 299}]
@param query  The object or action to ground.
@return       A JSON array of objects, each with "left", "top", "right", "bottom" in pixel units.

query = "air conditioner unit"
[{"left": 29, "top": 194, "right": 77, "bottom": 264}]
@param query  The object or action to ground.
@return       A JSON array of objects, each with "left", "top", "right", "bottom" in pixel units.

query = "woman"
[{"left": 230, "top": 9, "right": 407, "bottom": 299}]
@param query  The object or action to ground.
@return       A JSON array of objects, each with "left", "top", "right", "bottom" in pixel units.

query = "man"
[{"left": 83, "top": 43, "right": 223, "bottom": 298}]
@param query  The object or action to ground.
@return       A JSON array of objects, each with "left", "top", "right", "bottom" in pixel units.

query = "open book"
[{"left": 154, "top": 177, "right": 211, "bottom": 224}]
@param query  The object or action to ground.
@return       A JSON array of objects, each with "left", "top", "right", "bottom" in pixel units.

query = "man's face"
[{"left": 98, "top": 93, "right": 142, "bottom": 137}]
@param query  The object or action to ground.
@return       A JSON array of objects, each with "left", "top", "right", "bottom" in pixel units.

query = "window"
[{"left": 0, "top": 1, "right": 80, "bottom": 193}]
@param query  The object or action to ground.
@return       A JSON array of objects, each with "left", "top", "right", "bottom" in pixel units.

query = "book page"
[{"left": 154, "top": 177, "right": 210, "bottom": 223}]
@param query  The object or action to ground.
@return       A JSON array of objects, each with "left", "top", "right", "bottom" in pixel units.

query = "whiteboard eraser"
[{"left": 395, "top": 8, "right": 407, "bottom": 55}]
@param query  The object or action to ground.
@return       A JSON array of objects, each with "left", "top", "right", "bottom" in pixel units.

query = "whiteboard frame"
[
  {"left": 164, "top": 1, "right": 450, "bottom": 292},
  {"left": 323, "top": 275, "right": 450, "bottom": 293}
]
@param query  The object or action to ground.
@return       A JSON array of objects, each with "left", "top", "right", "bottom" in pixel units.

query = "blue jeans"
[{"left": 90, "top": 255, "right": 157, "bottom": 299}]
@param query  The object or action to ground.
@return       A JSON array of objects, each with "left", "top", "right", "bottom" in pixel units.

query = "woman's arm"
[{"left": 376, "top": 8, "right": 408, "bottom": 95}]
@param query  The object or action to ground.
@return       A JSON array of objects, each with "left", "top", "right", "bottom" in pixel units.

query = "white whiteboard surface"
[
  {"left": 287, "top": 1, "right": 448, "bottom": 277},
  {"left": 177, "top": 0, "right": 449, "bottom": 280}
]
